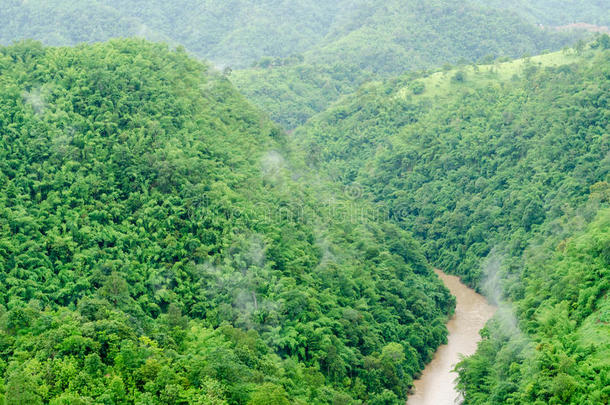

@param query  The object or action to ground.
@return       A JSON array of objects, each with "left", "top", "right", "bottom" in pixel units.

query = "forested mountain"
[
  {"left": 294, "top": 38, "right": 610, "bottom": 403},
  {"left": 1, "top": 2, "right": 609, "bottom": 404},
  {"left": 469, "top": 0, "right": 610, "bottom": 26},
  {"left": 0, "top": 0, "right": 582, "bottom": 69},
  {"left": 296, "top": 40, "right": 609, "bottom": 285},
  {"left": 0, "top": 0, "right": 343, "bottom": 68},
  {"left": 232, "top": 0, "right": 583, "bottom": 128},
  {"left": 0, "top": 0, "right": 587, "bottom": 129},
  {"left": 0, "top": 40, "right": 454, "bottom": 404},
  {"left": 457, "top": 208, "right": 610, "bottom": 404}
]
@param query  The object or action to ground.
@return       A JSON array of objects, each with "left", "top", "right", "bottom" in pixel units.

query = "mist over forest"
[{"left": 0, "top": 1, "right": 608, "bottom": 404}]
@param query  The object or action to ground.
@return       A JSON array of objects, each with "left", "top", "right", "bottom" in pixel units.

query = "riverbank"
[{"left": 407, "top": 270, "right": 496, "bottom": 404}]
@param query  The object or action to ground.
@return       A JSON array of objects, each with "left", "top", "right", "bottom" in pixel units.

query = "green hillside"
[
  {"left": 0, "top": 0, "right": 580, "bottom": 69},
  {"left": 232, "top": 0, "right": 582, "bottom": 128},
  {"left": 0, "top": 0, "right": 342, "bottom": 68},
  {"left": 294, "top": 38, "right": 610, "bottom": 403},
  {"left": 1, "top": 2, "right": 609, "bottom": 404},
  {"left": 0, "top": 40, "right": 454, "bottom": 404},
  {"left": 469, "top": 0, "right": 610, "bottom": 26},
  {"left": 296, "top": 40, "right": 609, "bottom": 285},
  {"left": 457, "top": 208, "right": 610, "bottom": 404},
  {"left": 0, "top": 0, "right": 586, "bottom": 129}
]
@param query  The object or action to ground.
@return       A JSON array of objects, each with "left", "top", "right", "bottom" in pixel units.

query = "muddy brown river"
[{"left": 406, "top": 270, "right": 496, "bottom": 405}]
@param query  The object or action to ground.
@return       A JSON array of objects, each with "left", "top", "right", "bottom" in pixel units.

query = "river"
[{"left": 406, "top": 270, "right": 496, "bottom": 405}]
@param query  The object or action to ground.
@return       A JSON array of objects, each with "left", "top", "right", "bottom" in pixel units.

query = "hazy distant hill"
[
  {"left": 469, "top": 0, "right": 610, "bottom": 26},
  {"left": 1, "top": 0, "right": 589, "bottom": 129},
  {"left": 232, "top": 0, "right": 583, "bottom": 128},
  {"left": 0, "top": 0, "right": 350, "bottom": 67},
  {"left": 0, "top": 0, "right": 598, "bottom": 69}
]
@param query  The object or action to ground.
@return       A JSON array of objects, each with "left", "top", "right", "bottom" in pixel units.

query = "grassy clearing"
[{"left": 397, "top": 48, "right": 588, "bottom": 100}]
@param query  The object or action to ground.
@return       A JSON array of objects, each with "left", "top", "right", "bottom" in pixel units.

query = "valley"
[
  {"left": 0, "top": 2, "right": 608, "bottom": 404},
  {"left": 407, "top": 270, "right": 496, "bottom": 405}
]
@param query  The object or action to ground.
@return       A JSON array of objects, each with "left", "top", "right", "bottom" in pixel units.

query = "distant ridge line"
[{"left": 541, "top": 22, "right": 610, "bottom": 33}]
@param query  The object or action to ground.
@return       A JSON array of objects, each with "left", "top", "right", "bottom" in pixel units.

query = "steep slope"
[
  {"left": 0, "top": 0, "right": 579, "bottom": 69},
  {"left": 0, "top": 0, "right": 343, "bottom": 68},
  {"left": 293, "top": 38, "right": 610, "bottom": 402},
  {"left": 296, "top": 40, "right": 609, "bottom": 286},
  {"left": 469, "top": 0, "right": 610, "bottom": 26},
  {"left": 0, "top": 0, "right": 584, "bottom": 130},
  {"left": 306, "top": 0, "right": 568, "bottom": 74},
  {"left": 0, "top": 40, "right": 454, "bottom": 404},
  {"left": 457, "top": 208, "right": 610, "bottom": 404},
  {"left": 232, "top": 0, "right": 581, "bottom": 128}
]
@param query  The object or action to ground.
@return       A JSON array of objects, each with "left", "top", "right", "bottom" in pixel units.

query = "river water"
[{"left": 406, "top": 270, "right": 496, "bottom": 405}]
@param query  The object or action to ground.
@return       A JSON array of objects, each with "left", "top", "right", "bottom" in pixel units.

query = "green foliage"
[
  {"left": 232, "top": 0, "right": 582, "bottom": 128},
  {"left": 469, "top": 0, "right": 610, "bottom": 26},
  {"left": 411, "top": 82, "right": 425, "bottom": 95},
  {"left": 0, "top": 0, "right": 583, "bottom": 129},
  {"left": 0, "top": 0, "right": 342, "bottom": 68},
  {"left": 0, "top": 3, "right": 607, "bottom": 402},
  {"left": 456, "top": 209, "right": 610, "bottom": 404},
  {"left": 294, "top": 45, "right": 610, "bottom": 403},
  {"left": 0, "top": 39, "right": 453, "bottom": 404},
  {"left": 296, "top": 46, "right": 610, "bottom": 287},
  {"left": 5, "top": 368, "right": 43, "bottom": 405},
  {"left": 248, "top": 383, "right": 290, "bottom": 405},
  {"left": 0, "top": 0, "right": 582, "bottom": 69},
  {"left": 230, "top": 63, "right": 374, "bottom": 129},
  {"left": 451, "top": 70, "right": 466, "bottom": 82}
]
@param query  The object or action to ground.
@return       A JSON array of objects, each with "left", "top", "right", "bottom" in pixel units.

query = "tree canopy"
[
  {"left": 0, "top": 39, "right": 454, "bottom": 404},
  {"left": 0, "top": 0, "right": 587, "bottom": 129},
  {"left": 294, "top": 38, "right": 610, "bottom": 404}
]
